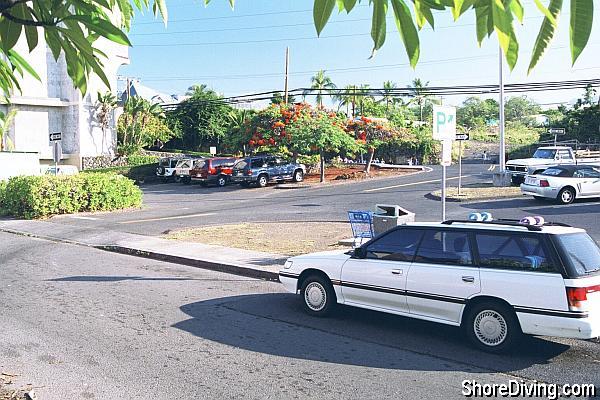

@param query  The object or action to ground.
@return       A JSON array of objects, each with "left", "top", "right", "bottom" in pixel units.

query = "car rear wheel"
[
  {"left": 257, "top": 174, "right": 268, "bottom": 188},
  {"left": 557, "top": 187, "right": 575, "bottom": 205},
  {"left": 293, "top": 169, "right": 304, "bottom": 183},
  {"left": 174, "top": 175, "right": 182, "bottom": 183},
  {"left": 300, "top": 275, "right": 336, "bottom": 317},
  {"left": 463, "top": 301, "right": 521, "bottom": 353}
]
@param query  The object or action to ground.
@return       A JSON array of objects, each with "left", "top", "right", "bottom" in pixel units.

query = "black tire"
[
  {"left": 174, "top": 175, "right": 182, "bottom": 183},
  {"left": 216, "top": 175, "right": 228, "bottom": 187},
  {"left": 557, "top": 187, "right": 575, "bottom": 205},
  {"left": 300, "top": 275, "right": 336, "bottom": 317},
  {"left": 463, "top": 301, "right": 521, "bottom": 353},
  {"left": 511, "top": 176, "right": 524, "bottom": 186},
  {"left": 183, "top": 177, "right": 191, "bottom": 185},
  {"left": 257, "top": 174, "right": 268, "bottom": 188},
  {"left": 293, "top": 169, "right": 304, "bottom": 183}
]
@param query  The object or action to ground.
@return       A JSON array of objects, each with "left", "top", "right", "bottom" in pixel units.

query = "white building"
[{"left": 0, "top": 34, "right": 128, "bottom": 171}]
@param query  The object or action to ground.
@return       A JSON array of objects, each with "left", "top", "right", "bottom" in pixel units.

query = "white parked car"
[
  {"left": 280, "top": 219, "right": 600, "bottom": 353},
  {"left": 156, "top": 157, "right": 181, "bottom": 182},
  {"left": 520, "top": 165, "right": 600, "bottom": 204},
  {"left": 44, "top": 165, "right": 79, "bottom": 175}
]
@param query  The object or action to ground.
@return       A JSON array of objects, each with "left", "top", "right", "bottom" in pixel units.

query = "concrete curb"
[
  {"left": 426, "top": 192, "right": 521, "bottom": 203},
  {"left": 99, "top": 245, "right": 281, "bottom": 282},
  {"left": 0, "top": 226, "right": 281, "bottom": 282}
]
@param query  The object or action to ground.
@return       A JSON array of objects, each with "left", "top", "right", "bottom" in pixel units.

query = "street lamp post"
[{"left": 499, "top": 47, "right": 506, "bottom": 174}]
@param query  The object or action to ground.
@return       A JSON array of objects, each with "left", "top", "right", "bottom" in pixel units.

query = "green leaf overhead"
[
  {"left": 570, "top": 0, "right": 593, "bottom": 65},
  {"left": 370, "top": 0, "right": 388, "bottom": 56},
  {"left": 391, "top": 0, "right": 420, "bottom": 67},
  {"left": 528, "top": 0, "right": 563, "bottom": 72},
  {"left": 314, "top": 0, "right": 337, "bottom": 35}
]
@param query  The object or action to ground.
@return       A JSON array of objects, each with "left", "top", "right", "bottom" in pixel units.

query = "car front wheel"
[
  {"left": 293, "top": 169, "right": 304, "bottom": 183},
  {"left": 217, "top": 176, "right": 228, "bottom": 187},
  {"left": 464, "top": 301, "right": 521, "bottom": 353},
  {"left": 300, "top": 275, "right": 336, "bottom": 317},
  {"left": 257, "top": 174, "right": 268, "bottom": 188},
  {"left": 557, "top": 187, "right": 575, "bottom": 205}
]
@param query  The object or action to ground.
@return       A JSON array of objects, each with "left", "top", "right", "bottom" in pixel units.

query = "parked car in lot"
[
  {"left": 173, "top": 158, "right": 203, "bottom": 184},
  {"left": 280, "top": 218, "right": 600, "bottom": 353},
  {"left": 231, "top": 155, "right": 305, "bottom": 188},
  {"left": 520, "top": 165, "right": 600, "bottom": 204},
  {"left": 156, "top": 157, "right": 181, "bottom": 182},
  {"left": 190, "top": 157, "right": 237, "bottom": 187},
  {"left": 506, "top": 146, "right": 600, "bottom": 185}
]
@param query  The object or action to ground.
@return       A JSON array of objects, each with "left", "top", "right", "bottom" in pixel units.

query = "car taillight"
[
  {"left": 246, "top": 170, "right": 252, "bottom": 175},
  {"left": 539, "top": 179, "right": 550, "bottom": 187},
  {"left": 209, "top": 167, "right": 217, "bottom": 175},
  {"left": 566, "top": 285, "right": 600, "bottom": 311}
]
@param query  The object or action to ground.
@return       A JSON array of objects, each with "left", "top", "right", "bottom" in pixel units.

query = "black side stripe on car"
[
  {"left": 278, "top": 273, "right": 588, "bottom": 319},
  {"left": 514, "top": 306, "right": 589, "bottom": 319}
]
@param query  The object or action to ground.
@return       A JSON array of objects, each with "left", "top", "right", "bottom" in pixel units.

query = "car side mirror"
[{"left": 354, "top": 247, "right": 367, "bottom": 259}]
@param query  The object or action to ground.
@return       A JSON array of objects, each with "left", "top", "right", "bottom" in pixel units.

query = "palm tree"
[
  {"left": 0, "top": 109, "right": 16, "bottom": 151},
  {"left": 121, "top": 96, "right": 165, "bottom": 148},
  {"left": 304, "top": 70, "right": 336, "bottom": 108},
  {"left": 379, "top": 80, "right": 398, "bottom": 112},
  {"left": 333, "top": 84, "right": 356, "bottom": 117},
  {"left": 355, "top": 84, "right": 373, "bottom": 116},
  {"left": 407, "top": 78, "right": 436, "bottom": 122},
  {"left": 95, "top": 92, "right": 117, "bottom": 154}
]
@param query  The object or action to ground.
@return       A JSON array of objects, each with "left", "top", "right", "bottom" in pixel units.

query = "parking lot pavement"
[{"left": 1, "top": 233, "right": 599, "bottom": 400}]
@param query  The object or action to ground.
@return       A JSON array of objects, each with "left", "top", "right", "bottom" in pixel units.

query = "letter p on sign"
[{"left": 433, "top": 105, "right": 456, "bottom": 141}]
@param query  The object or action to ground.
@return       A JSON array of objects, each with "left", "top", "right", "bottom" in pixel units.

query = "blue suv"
[{"left": 231, "top": 155, "right": 306, "bottom": 188}]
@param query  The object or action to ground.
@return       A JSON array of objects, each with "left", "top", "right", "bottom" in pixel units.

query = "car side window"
[
  {"left": 414, "top": 230, "right": 473, "bottom": 266},
  {"left": 582, "top": 169, "right": 600, "bottom": 178},
  {"left": 475, "top": 233, "right": 557, "bottom": 273},
  {"left": 267, "top": 157, "right": 277, "bottom": 167},
  {"left": 573, "top": 170, "right": 585, "bottom": 178},
  {"left": 365, "top": 229, "right": 424, "bottom": 262}
]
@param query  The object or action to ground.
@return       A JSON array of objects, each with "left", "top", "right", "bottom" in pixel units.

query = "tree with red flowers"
[
  {"left": 346, "top": 117, "right": 412, "bottom": 173},
  {"left": 286, "top": 107, "right": 357, "bottom": 182}
]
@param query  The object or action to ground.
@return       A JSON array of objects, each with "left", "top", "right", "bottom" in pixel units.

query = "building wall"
[{"left": 4, "top": 32, "right": 129, "bottom": 169}]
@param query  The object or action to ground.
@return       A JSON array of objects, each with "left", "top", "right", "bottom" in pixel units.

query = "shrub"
[
  {"left": 2, "top": 173, "right": 142, "bottom": 219},
  {"left": 0, "top": 180, "right": 7, "bottom": 215},
  {"left": 127, "top": 154, "right": 159, "bottom": 166}
]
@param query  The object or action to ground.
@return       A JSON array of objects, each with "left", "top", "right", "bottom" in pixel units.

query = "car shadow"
[{"left": 173, "top": 293, "right": 571, "bottom": 374}]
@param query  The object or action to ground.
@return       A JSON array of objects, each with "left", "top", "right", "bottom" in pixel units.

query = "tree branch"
[
  {"left": 0, "top": 0, "right": 28, "bottom": 13},
  {"left": 1, "top": 11, "right": 55, "bottom": 27}
]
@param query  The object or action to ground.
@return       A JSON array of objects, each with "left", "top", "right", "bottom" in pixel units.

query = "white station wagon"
[{"left": 279, "top": 219, "right": 600, "bottom": 352}]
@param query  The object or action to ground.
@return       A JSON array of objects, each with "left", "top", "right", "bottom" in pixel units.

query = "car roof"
[{"left": 404, "top": 221, "right": 586, "bottom": 235}]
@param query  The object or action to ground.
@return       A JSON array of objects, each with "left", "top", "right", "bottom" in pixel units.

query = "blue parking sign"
[{"left": 348, "top": 211, "right": 374, "bottom": 239}]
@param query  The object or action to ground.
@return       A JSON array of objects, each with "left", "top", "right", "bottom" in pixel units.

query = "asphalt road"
[
  {"left": 48, "top": 164, "right": 600, "bottom": 240},
  {"left": 1, "top": 233, "right": 599, "bottom": 400}
]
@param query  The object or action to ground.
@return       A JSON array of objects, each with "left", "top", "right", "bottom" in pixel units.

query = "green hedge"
[
  {"left": 0, "top": 180, "right": 7, "bottom": 216},
  {"left": 127, "top": 154, "right": 159, "bottom": 167},
  {"left": 0, "top": 173, "right": 142, "bottom": 219}
]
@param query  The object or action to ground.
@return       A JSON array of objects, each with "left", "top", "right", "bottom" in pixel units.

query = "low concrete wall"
[{"left": 0, "top": 152, "right": 41, "bottom": 181}]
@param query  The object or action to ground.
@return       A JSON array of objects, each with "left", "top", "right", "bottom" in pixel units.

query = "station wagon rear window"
[
  {"left": 475, "top": 233, "right": 556, "bottom": 272},
  {"left": 553, "top": 233, "right": 600, "bottom": 276}
]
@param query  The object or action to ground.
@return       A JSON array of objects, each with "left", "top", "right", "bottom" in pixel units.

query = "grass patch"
[{"left": 431, "top": 183, "right": 521, "bottom": 201}]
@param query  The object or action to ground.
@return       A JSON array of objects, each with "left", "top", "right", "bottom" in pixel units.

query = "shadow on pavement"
[
  {"left": 48, "top": 276, "right": 249, "bottom": 282},
  {"left": 174, "top": 293, "right": 570, "bottom": 373}
]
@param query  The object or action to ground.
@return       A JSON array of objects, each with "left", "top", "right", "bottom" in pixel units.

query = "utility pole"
[
  {"left": 499, "top": 47, "right": 506, "bottom": 173},
  {"left": 284, "top": 47, "right": 289, "bottom": 104},
  {"left": 126, "top": 77, "right": 131, "bottom": 101}
]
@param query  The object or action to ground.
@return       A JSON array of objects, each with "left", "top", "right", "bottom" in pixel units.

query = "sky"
[{"left": 120, "top": 0, "right": 600, "bottom": 108}]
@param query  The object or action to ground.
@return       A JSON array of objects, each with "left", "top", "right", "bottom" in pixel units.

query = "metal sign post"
[
  {"left": 548, "top": 128, "right": 566, "bottom": 146},
  {"left": 50, "top": 132, "right": 62, "bottom": 176},
  {"left": 455, "top": 133, "right": 469, "bottom": 196},
  {"left": 433, "top": 106, "right": 457, "bottom": 221}
]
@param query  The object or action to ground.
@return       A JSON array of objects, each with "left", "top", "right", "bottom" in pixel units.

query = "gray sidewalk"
[{"left": 0, "top": 219, "right": 284, "bottom": 280}]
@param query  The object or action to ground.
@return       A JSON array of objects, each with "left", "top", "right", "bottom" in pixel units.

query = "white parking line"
[
  {"left": 364, "top": 175, "right": 472, "bottom": 193},
  {"left": 69, "top": 216, "right": 99, "bottom": 221},
  {"left": 487, "top": 165, "right": 497, "bottom": 171},
  {"left": 119, "top": 213, "right": 216, "bottom": 224}
]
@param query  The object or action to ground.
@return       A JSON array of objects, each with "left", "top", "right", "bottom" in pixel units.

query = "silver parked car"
[{"left": 520, "top": 165, "right": 600, "bottom": 204}]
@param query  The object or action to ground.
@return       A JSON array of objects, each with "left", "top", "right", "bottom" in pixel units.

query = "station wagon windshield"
[
  {"left": 554, "top": 233, "right": 600, "bottom": 275},
  {"left": 532, "top": 149, "right": 557, "bottom": 159}
]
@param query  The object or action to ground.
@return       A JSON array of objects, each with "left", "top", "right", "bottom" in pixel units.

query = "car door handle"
[
  {"left": 391, "top": 269, "right": 403, "bottom": 275},
  {"left": 462, "top": 276, "right": 475, "bottom": 283}
]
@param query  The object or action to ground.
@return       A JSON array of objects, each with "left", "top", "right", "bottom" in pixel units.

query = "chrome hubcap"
[
  {"left": 474, "top": 310, "right": 507, "bottom": 346},
  {"left": 296, "top": 172, "right": 303, "bottom": 181},
  {"left": 304, "top": 282, "right": 326, "bottom": 311},
  {"left": 562, "top": 191, "right": 573, "bottom": 202},
  {"left": 218, "top": 178, "right": 225, "bottom": 186}
]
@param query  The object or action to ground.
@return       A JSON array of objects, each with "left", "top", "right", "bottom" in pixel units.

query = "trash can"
[{"left": 372, "top": 204, "right": 415, "bottom": 236}]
